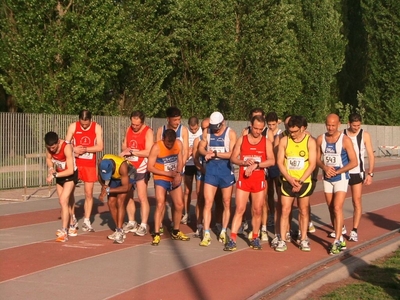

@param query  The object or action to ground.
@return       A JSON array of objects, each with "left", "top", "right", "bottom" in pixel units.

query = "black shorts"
[
  {"left": 56, "top": 170, "right": 78, "bottom": 186},
  {"left": 309, "top": 178, "right": 317, "bottom": 194},
  {"left": 135, "top": 172, "right": 150, "bottom": 182},
  {"left": 184, "top": 165, "right": 197, "bottom": 176},
  {"left": 280, "top": 179, "right": 313, "bottom": 198},
  {"left": 349, "top": 173, "right": 364, "bottom": 186}
]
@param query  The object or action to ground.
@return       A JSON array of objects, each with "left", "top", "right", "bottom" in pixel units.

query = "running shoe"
[
  {"left": 68, "top": 226, "right": 78, "bottom": 237},
  {"left": 55, "top": 230, "right": 68, "bottom": 242},
  {"left": 180, "top": 213, "right": 189, "bottom": 225},
  {"left": 285, "top": 231, "right": 291, "bottom": 242},
  {"left": 194, "top": 226, "right": 203, "bottom": 238},
  {"left": 238, "top": 220, "right": 249, "bottom": 235},
  {"left": 349, "top": 230, "right": 358, "bottom": 242},
  {"left": 250, "top": 238, "right": 262, "bottom": 250},
  {"left": 270, "top": 236, "right": 279, "bottom": 248},
  {"left": 135, "top": 224, "right": 148, "bottom": 236},
  {"left": 113, "top": 231, "right": 125, "bottom": 244},
  {"left": 123, "top": 221, "right": 138, "bottom": 233},
  {"left": 171, "top": 231, "right": 190, "bottom": 241},
  {"left": 275, "top": 240, "right": 287, "bottom": 252},
  {"left": 107, "top": 230, "right": 126, "bottom": 240},
  {"left": 308, "top": 222, "right": 316, "bottom": 233},
  {"left": 248, "top": 231, "right": 253, "bottom": 241},
  {"left": 340, "top": 240, "right": 347, "bottom": 250},
  {"left": 219, "top": 231, "right": 228, "bottom": 244},
  {"left": 200, "top": 232, "right": 211, "bottom": 246},
  {"left": 151, "top": 235, "right": 161, "bottom": 246},
  {"left": 71, "top": 217, "right": 79, "bottom": 229},
  {"left": 328, "top": 225, "right": 347, "bottom": 238},
  {"left": 329, "top": 242, "right": 341, "bottom": 255},
  {"left": 82, "top": 222, "right": 95, "bottom": 232},
  {"left": 261, "top": 230, "right": 268, "bottom": 242},
  {"left": 299, "top": 239, "right": 311, "bottom": 252},
  {"left": 223, "top": 239, "right": 237, "bottom": 251}
]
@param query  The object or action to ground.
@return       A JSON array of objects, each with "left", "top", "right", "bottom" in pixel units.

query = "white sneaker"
[
  {"left": 261, "top": 230, "right": 268, "bottom": 242},
  {"left": 328, "top": 225, "right": 347, "bottom": 238},
  {"left": 299, "top": 239, "right": 311, "bottom": 252},
  {"left": 270, "top": 236, "right": 279, "bottom": 248},
  {"left": 308, "top": 222, "right": 316, "bottom": 233},
  {"left": 123, "top": 221, "right": 138, "bottom": 233},
  {"left": 135, "top": 224, "right": 148, "bottom": 236},
  {"left": 113, "top": 231, "right": 125, "bottom": 244},
  {"left": 180, "top": 214, "right": 189, "bottom": 225},
  {"left": 349, "top": 230, "right": 358, "bottom": 242}
]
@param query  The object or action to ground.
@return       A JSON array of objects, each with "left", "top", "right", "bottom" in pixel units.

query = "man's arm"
[
  {"left": 86, "top": 123, "right": 104, "bottom": 153},
  {"left": 363, "top": 131, "right": 375, "bottom": 185},
  {"left": 156, "top": 127, "right": 163, "bottom": 142},
  {"left": 267, "top": 129, "right": 274, "bottom": 144},
  {"left": 121, "top": 127, "right": 130, "bottom": 153},
  {"left": 181, "top": 126, "right": 190, "bottom": 162},
  {"left": 198, "top": 130, "right": 214, "bottom": 160},
  {"left": 230, "top": 136, "right": 244, "bottom": 166},
  {"left": 298, "top": 137, "right": 317, "bottom": 183},
  {"left": 315, "top": 135, "right": 325, "bottom": 171},
  {"left": 261, "top": 138, "right": 275, "bottom": 169},
  {"left": 65, "top": 122, "right": 76, "bottom": 143}
]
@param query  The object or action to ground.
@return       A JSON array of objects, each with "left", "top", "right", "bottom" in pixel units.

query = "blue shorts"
[
  {"left": 154, "top": 179, "right": 181, "bottom": 192},
  {"left": 110, "top": 178, "right": 135, "bottom": 190},
  {"left": 204, "top": 160, "right": 235, "bottom": 188},
  {"left": 196, "top": 170, "right": 205, "bottom": 182}
]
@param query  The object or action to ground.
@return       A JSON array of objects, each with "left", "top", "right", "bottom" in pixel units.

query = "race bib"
[
  {"left": 79, "top": 152, "right": 93, "bottom": 160},
  {"left": 126, "top": 155, "right": 139, "bottom": 162},
  {"left": 324, "top": 153, "right": 340, "bottom": 167},
  {"left": 209, "top": 146, "right": 225, "bottom": 153},
  {"left": 164, "top": 162, "right": 177, "bottom": 172},
  {"left": 287, "top": 157, "right": 305, "bottom": 170},
  {"left": 243, "top": 156, "right": 261, "bottom": 170},
  {"left": 55, "top": 161, "right": 66, "bottom": 171}
]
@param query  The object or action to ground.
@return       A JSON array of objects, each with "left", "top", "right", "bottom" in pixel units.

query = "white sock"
[{"left": 261, "top": 225, "right": 267, "bottom": 231}]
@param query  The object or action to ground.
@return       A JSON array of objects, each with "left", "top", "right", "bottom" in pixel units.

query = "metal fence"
[{"left": 1, "top": 112, "right": 399, "bottom": 190}]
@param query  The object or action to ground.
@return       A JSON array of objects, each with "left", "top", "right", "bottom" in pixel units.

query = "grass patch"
[{"left": 317, "top": 247, "right": 400, "bottom": 299}]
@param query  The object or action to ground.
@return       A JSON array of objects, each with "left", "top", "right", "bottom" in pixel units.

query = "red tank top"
[
  {"left": 52, "top": 141, "right": 69, "bottom": 172},
  {"left": 125, "top": 125, "right": 150, "bottom": 173},
  {"left": 73, "top": 121, "right": 97, "bottom": 167},
  {"left": 238, "top": 135, "right": 266, "bottom": 182}
]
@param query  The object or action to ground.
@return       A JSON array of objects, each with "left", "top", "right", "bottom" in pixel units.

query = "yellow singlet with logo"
[{"left": 284, "top": 135, "right": 311, "bottom": 182}]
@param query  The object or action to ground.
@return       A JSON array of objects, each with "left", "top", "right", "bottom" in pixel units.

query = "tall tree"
[
  {"left": 287, "top": 0, "right": 346, "bottom": 122},
  {"left": 361, "top": 0, "right": 400, "bottom": 125}
]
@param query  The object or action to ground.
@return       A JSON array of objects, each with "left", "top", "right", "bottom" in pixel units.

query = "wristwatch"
[
  {"left": 106, "top": 187, "right": 110, "bottom": 195},
  {"left": 368, "top": 172, "right": 374, "bottom": 177},
  {"left": 52, "top": 172, "right": 57, "bottom": 178}
]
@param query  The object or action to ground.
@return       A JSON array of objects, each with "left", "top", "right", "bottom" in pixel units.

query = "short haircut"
[
  {"left": 251, "top": 115, "right": 266, "bottom": 126},
  {"left": 287, "top": 115, "right": 304, "bottom": 129},
  {"left": 79, "top": 109, "right": 92, "bottom": 121},
  {"left": 166, "top": 106, "right": 181, "bottom": 118},
  {"left": 266, "top": 112, "right": 278, "bottom": 123},
  {"left": 300, "top": 115, "right": 308, "bottom": 128},
  {"left": 163, "top": 128, "right": 177, "bottom": 142},
  {"left": 44, "top": 131, "right": 59, "bottom": 146},
  {"left": 249, "top": 108, "right": 265, "bottom": 120},
  {"left": 283, "top": 114, "right": 292, "bottom": 123},
  {"left": 349, "top": 113, "right": 362, "bottom": 123},
  {"left": 130, "top": 110, "right": 145, "bottom": 123},
  {"left": 188, "top": 116, "right": 199, "bottom": 126}
]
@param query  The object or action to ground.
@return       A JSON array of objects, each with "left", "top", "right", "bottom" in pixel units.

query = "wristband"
[
  {"left": 48, "top": 167, "right": 54, "bottom": 171},
  {"left": 53, "top": 172, "right": 57, "bottom": 178}
]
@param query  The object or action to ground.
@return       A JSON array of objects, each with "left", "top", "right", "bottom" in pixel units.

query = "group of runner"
[{"left": 44, "top": 107, "right": 374, "bottom": 255}]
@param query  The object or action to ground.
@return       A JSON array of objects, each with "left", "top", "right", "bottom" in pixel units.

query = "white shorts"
[{"left": 323, "top": 179, "right": 349, "bottom": 193}]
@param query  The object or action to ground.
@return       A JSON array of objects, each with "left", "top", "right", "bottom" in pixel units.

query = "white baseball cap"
[{"left": 209, "top": 112, "right": 224, "bottom": 131}]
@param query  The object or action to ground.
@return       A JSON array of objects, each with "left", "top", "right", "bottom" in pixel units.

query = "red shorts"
[
  {"left": 236, "top": 178, "right": 266, "bottom": 193},
  {"left": 78, "top": 166, "right": 97, "bottom": 182}
]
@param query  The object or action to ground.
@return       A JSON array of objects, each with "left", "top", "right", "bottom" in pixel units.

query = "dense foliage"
[{"left": 0, "top": 0, "right": 399, "bottom": 124}]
